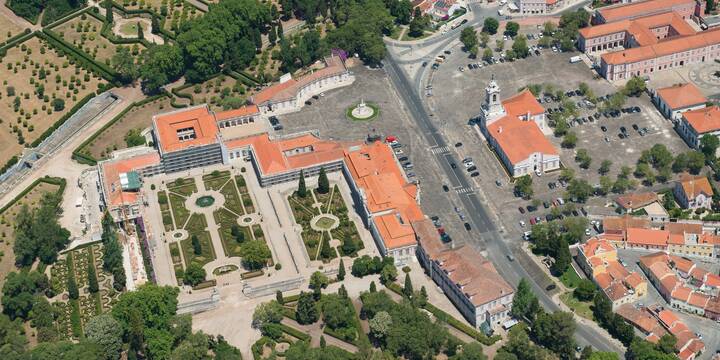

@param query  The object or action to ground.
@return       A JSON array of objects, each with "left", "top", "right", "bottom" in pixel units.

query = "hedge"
[
  {"left": 72, "top": 92, "right": 170, "bottom": 165},
  {"left": 251, "top": 336, "right": 274, "bottom": 360},
  {"left": 0, "top": 156, "right": 19, "bottom": 177},
  {"left": 281, "top": 306, "right": 296, "bottom": 320},
  {"left": 39, "top": 29, "right": 118, "bottom": 82},
  {"left": 0, "top": 29, "right": 33, "bottom": 51},
  {"left": 278, "top": 323, "right": 310, "bottom": 341},
  {"left": 283, "top": 293, "right": 301, "bottom": 304},
  {"left": 70, "top": 299, "right": 82, "bottom": 338},
  {"left": 0, "top": 176, "right": 67, "bottom": 215},
  {"left": 423, "top": 302, "right": 501, "bottom": 346},
  {"left": 241, "top": 270, "right": 264, "bottom": 279},
  {"left": 323, "top": 326, "right": 358, "bottom": 345},
  {"left": 31, "top": 92, "right": 96, "bottom": 148},
  {"left": 108, "top": 1, "right": 180, "bottom": 40},
  {"left": 43, "top": 6, "right": 91, "bottom": 29},
  {"left": 192, "top": 279, "right": 217, "bottom": 290}
]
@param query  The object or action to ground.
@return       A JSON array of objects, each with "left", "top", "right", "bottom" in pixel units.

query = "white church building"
[{"left": 477, "top": 78, "right": 560, "bottom": 178}]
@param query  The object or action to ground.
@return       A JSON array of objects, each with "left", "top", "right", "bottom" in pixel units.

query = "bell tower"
[{"left": 479, "top": 75, "right": 506, "bottom": 129}]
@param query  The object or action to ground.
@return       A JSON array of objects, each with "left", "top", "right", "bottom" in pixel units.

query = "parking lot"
[
  {"left": 273, "top": 65, "right": 486, "bottom": 250},
  {"left": 423, "top": 32, "right": 694, "bottom": 240}
]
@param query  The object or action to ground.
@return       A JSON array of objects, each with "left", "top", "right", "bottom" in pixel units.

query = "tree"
[
  {"left": 151, "top": 15, "right": 160, "bottom": 34},
  {"left": 514, "top": 175, "right": 533, "bottom": 199},
  {"left": 559, "top": 168, "right": 575, "bottom": 182},
  {"left": 88, "top": 261, "right": 99, "bottom": 294},
  {"left": 685, "top": 151, "right": 706, "bottom": 174},
  {"left": 531, "top": 311, "right": 576, "bottom": 356},
  {"left": 252, "top": 300, "right": 283, "bottom": 328},
  {"left": 589, "top": 352, "right": 619, "bottom": 360},
  {"left": 567, "top": 179, "right": 593, "bottom": 202},
  {"left": 297, "top": 170, "right": 307, "bottom": 198},
  {"left": 105, "top": 0, "right": 113, "bottom": 23},
  {"left": 310, "top": 271, "right": 329, "bottom": 299},
  {"left": 112, "top": 47, "right": 139, "bottom": 84},
  {"left": 67, "top": 266, "right": 78, "bottom": 300},
  {"left": 575, "top": 149, "right": 592, "bottom": 169},
  {"left": 623, "top": 76, "right": 646, "bottom": 97},
  {"left": 369, "top": 311, "right": 392, "bottom": 339},
  {"left": 183, "top": 263, "right": 206, "bottom": 286},
  {"left": 322, "top": 295, "right": 353, "bottom": 330},
  {"left": 136, "top": 22, "right": 143, "bottom": 40},
  {"left": 403, "top": 273, "right": 413, "bottom": 298},
  {"left": 295, "top": 292, "right": 318, "bottom": 325},
  {"left": 139, "top": 45, "right": 184, "bottom": 94},
  {"left": 451, "top": 342, "right": 486, "bottom": 360},
  {"left": 483, "top": 17, "right": 499, "bottom": 34},
  {"left": 673, "top": 153, "right": 688, "bottom": 173},
  {"left": 191, "top": 235, "right": 202, "bottom": 255},
  {"left": 369, "top": 281, "right": 377, "bottom": 292},
  {"left": 598, "top": 176, "right": 613, "bottom": 196},
  {"left": 268, "top": 24, "right": 277, "bottom": 45},
  {"left": 504, "top": 21, "right": 520, "bottom": 37},
  {"left": 573, "top": 279, "right": 597, "bottom": 301},
  {"left": 337, "top": 259, "right": 346, "bottom": 281},
  {"left": 512, "top": 35, "right": 529, "bottom": 58},
  {"left": 656, "top": 334, "right": 678, "bottom": 355},
  {"left": 543, "top": 21, "right": 556, "bottom": 35},
  {"left": 240, "top": 241, "right": 271, "bottom": 270},
  {"left": 495, "top": 39, "right": 505, "bottom": 51},
  {"left": 700, "top": 134, "right": 719, "bottom": 159},
  {"left": 511, "top": 278, "right": 540, "bottom": 322},
  {"left": 482, "top": 48, "right": 493, "bottom": 62},
  {"left": 562, "top": 132, "right": 577, "bottom": 148},
  {"left": 408, "top": 15, "right": 427, "bottom": 37},
  {"left": 460, "top": 27, "right": 478, "bottom": 52},
  {"left": 51, "top": 98, "right": 65, "bottom": 112},
  {"left": 317, "top": 168, "right": 330, "bottom": 194},
  {"left": 599, "top": 160, "right": 612, "bottom": 175},
  {"left": 2, "top": 270, "right": 49, "bottom": 321},
  {"left": 85, "top": 314, "right": 123, "bottom": 360},
  {"left": 380, "top": 264, "right": 397, "bottom": 284},
  {"left": 551, "top": 238, "right": 571, "bottom": 275},
  {"left": 479, "top": 32, "right": 490, "bottom": 48}
]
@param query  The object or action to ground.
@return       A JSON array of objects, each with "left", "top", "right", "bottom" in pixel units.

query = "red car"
[{"left": 530, "top": 217, "right": 537, "bottom": 225}]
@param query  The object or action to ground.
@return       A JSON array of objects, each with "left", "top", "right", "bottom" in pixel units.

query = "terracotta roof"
[
  {"left": 602, "top": 215, "right": 651, "bottom": 232},
  {"left": 486, "top": 116, "right": 558, "bottom": 164},
  {"left": 669, "top": 254, "right": 695, "bottom": 274},
  {"left": 215, "top": 105, "right": 260, "bottom": 120},
  {"left": 656, "top": 83, "right": 707, "bottom": 110},
  {"left": 436, "top": 250, "right": 514, "bottom": 307},
  {"left": 100, "top": 152, "right": 161, "bottom": 207},
  {"left": 665, "top": 222, "right": 703, "bottom": 235},
  {"left": 639, "top": 251, "right": 670, "bottom": 269},
  {"left": 413, "top": 219, "right": 444, "bottom": 258},
  {"left": 626, "top": 227, "right": 669, "bottom": 247},
  {"left": 602, "top": 27, "right": 720, "bottom": 65},
  {"left": 604, "top": 281, "right": 631, "bottom": 301},
  {"left": 579, "top": 19, "right": 631, "bottom": 38},
  {"left": 671, "top": 285, "right": 692, "bottom": 302},
  {"left": 598, "top": 0, "right": 696, "bottom": 23},
  {"left": 690, "top": 267, "right": 708, "bottom": 282},
  {"left": 617, "top": 304, "right": 663, "bottom": 334},
  {"left": 596, "top": 272, "right": 613, "bottom": 289},
  {"left": 502, "top": 89, "right": 545, "bottom": 117},
  {"left": 581, "top": 236, "right": 616, "bottom": 257},
  {"left": 252, "top": 56, "right": 346, "bottom": 105},
  {"left": 687, "top": 291, "right": 710, "bottom": 308},
  {"left": 660, "top": 273, "right": 679, "bottom": 293},
  {"left": 615, "top": 192, "right": 659, "bottom": 210},
  {"left": 625, "top": 272, "right": 645, "bottom": 289},
  {"left": 704, "top": 273, "right": 720, "bottom": 288},
  {"left": 154, "top": 105, "right": 219, "bottom": 153},
  {"left": 677, "top": 173, "right": 714, "bottom": 199},
  {"left": 657, "top": 309, "right": 680, "bottom": 328},
  {"left": 373, "top": 213, "right": 417, "bottom": 249},
  {"left": 683, "top": 106, "right": 720, "bottom": 134},
  {"left": 706, "top": 297, "right": 720, "bottom": 313}
]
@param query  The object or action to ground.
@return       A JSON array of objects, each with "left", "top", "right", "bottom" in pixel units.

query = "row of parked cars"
[{"left": 389, "top": 140, "right": 416, "bottom": 179}]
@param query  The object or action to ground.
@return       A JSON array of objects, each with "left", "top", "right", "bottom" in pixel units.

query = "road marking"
[
  {"left": 456, "top": 187, "right": 474, "bottom": 194},
  {"left": 430, "top": 146, "right": 450, "bottom": 154}
]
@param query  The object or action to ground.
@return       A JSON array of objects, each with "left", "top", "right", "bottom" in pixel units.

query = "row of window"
[{"left": 218, "top": 117, "right": 255, "bottom": 129}]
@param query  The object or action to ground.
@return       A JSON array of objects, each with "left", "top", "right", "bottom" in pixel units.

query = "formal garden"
[
  {"left": 118, "top": 0, "right": 205, "bottom": 35},
  {"left": 0, "top": 35, "right": 106, "bottom": 167},
  {"left": 288, "top": 171, "right": 364, "bottom": 262},
  {"left": 48, "top": 243, "right": 121, "bottom": 340},
  {"left": 174, "top": 73, "right": 257, "bottom": 111}
]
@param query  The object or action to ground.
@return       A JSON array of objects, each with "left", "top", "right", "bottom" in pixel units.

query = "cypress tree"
[
  {"left": 192, "top": 235, "right": 202, "bottom": 255},
  {"left": 67, "top": 257, "right": 79, "bottom": 300},
  {"left": 269, "top": 25, "right": 277, "bottom": 45},
  {"left": 317, "top": 167, "right": 329, "bottom": 194},
  {"left": 297, "top": 170, "right": 307, "bottom": 198},
  {"left": 337, "top": 258, "right": 346, "bottom": 281},
  {"left": 369, "top": 281, "right": 377, "bottom": 293},
  {"left": 320, "top": 335, "right": 326, "bottom": 348},
  {"left": 403, "top": 273, "right": 413, "bottom": 298},
  {"left": 105, "top": 0, "right": 113, "bottom": 24},
  {"left": 137, "top": 22, "right": 144, "bottom": 40},
  {"left": 151, "top": 16, "right": 160, "bottom": 34},
  {"left": 276, "top": 290, "right": 284, "bottom": 305},
  {"left": 88, "top": 261, "right": 99, "bottom": 293}
]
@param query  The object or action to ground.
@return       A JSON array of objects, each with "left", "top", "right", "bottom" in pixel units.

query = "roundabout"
[{"left": 346, "top": 99, "right": 379, "bottom": 121}]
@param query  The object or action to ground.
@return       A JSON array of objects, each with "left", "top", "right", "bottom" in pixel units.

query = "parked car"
[
  {"left": 470, "top": 172, "right": 480, "bottom": 177},
  {"left": 600, "top": 125, "right": 607, "bottom": 132},
  {"left": 467, "top": 166, "right": 477, "bottom": 172},
  {"left": 543, "top": 201, "right": 550, "bottom": 208},
  {"left": 546, "top": 284, "right": 557, "bottom": 291},
  {"left": 442, "top": 184, "right": 449, "bottom": 192},
  {"left": 518, "top": 207, "right": 526, "bottom": 214},
  {"left": 464, "top": 222, "right": 471, "bottom": 231}
]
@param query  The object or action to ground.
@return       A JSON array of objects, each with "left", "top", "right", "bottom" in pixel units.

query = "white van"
[{"left": 570, "top": 56, "right": 582, "bottom": 63}]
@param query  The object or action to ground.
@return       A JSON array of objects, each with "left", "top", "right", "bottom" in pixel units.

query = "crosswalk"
[
  {"left": 456, "top": 187, "right": 474, "bottom": 194},
  {"left": 430, "top": 146, "right": 450, "bottom": 155}
]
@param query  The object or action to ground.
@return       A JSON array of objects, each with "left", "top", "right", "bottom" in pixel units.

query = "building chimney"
[{"left": 498, "top": 126, "right": 502, "bottom": 133}]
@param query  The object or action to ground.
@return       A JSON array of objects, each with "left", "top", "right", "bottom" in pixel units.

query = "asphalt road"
[{"left": 383, "top": 50, "right": 623, "bottom": 354}]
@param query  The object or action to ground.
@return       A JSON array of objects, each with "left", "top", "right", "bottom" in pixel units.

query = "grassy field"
[
  {"left": 559, "top": 267, "right": 583, "bottom": 289},
  {"left": 0, "top": 181, "right": 62, "bottom": 288},
  {"left": 56, "top": 15, "right": 145, "bottom": 64},
  {"left": 119, "top": 0, "right": 204, "bottom": 35},
  {"left": 288, "top": 192, "right": 323, "bottom": 260},
  {"left": 80, "top": 96, "right": 172, "bottom": 160},
  {"left": 214, "top": 207, "right": 251, "bottom": 258},
  {"left": 560, "top": 291, "right": 594, "bottom": 321},
  {"left": 169, "top": 193, "right": 190, "bottom": 228},
  {"left": 0, "top": 36, "right": 105, "bottom": 165},
  {"left": 202, "top": 170, "right": 231, "bottom": 191},
  {"left": 168, "top": 177, "right": 197, "bottom": 196}
]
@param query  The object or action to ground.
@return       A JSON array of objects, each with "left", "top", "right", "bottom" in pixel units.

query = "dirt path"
[{"left": 112, "top": 17, "right": 165, "bottom": 45}]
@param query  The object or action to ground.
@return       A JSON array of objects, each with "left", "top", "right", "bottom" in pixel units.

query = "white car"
[
  {"left": 535, "top": 169, "right": 542, "bottom": 177},
  {"left": 519, "top": 221, "right": 526, "bottom": 227},
  {"left": 394, "top": 149, "right": 404, "bottom": 155},
  {"left": 585, "top": 228, "right": 592, "bottom": 236},
  {"left": 464, "top": 161, "right": 475, "bottom": 168}
]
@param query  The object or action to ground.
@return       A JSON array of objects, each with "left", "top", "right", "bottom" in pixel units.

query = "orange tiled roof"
[
  {"left": 598, "top": 0, "right": 696, "bottom": 23},
  {"left": 581, "top": 236, "right": 616, "bottom": 257},
  {"left": 626, "top": 227, "right": 669, "bottom": 246},
  {"left": 603, "top": 27, "right": 720, "bottom": 65},
  {"left": 436, "top": 250, "right": 514, "bottom": 307},
  {"left": 615, "top": 192, "right": 659, "bottom": 210},
  {"left": 657, "top": 83, "right": 707, "bottom": 110},
  {"left": 678, "top": 173, "right": 714, "bottom": 199},
  {"left": 669, "top": 254, "right": 695, "bottom": 274},
  {"left": 665, "top": 222, "right": 703, "bottom": 235},
  {"left": 215, "top": 105, "right": 260, "bottom": 120},
  {"left": 487, "top": 116, "right": 557, "bottom": 164},
  {"left": 704, "top": 273, "right": 720, "bottom": 288},
  {"left": 625, "top": 272, "right": 645, "bottom": 289},
  {"left": 687, "top": 292, "right": 710, "bottom": 308},
  {"left": 657, "top": 309, "right": 680, "bottom": 328},
  {"left": 502, "top": 89, "right": 546, "bottom": 117},
  {"left": 101, "top": 152, "right": 161, "bottom": 207},
  {"left": 252, "top": 56, "right": 346, "bottom": 105},
  {"left": 596, "top": 272, "right": 613, "bottom": 289},
  {"left": 671, "top": 285, "right": 692, "bottom": 302},
  {"left": 154, "top": 105, "right": 219, "bottom": 153},
  {"left": 683, "top": 106, "right": 720, "bottom": 134},
  {"left": 603, "top": 215, "right": 651, "bottom": 232},
  {"left": 579, "top": 19, "right": 632, "bottom": 38}
]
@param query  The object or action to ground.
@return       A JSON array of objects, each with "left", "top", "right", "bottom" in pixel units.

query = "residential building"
[
  {"left": 518, "top": 0, "right": 561, "bottom": 15},
  {"left": 592, "top": 0, "right": 703, "bottom": 25},
  {"left": 477, "top": 78, "right": 560, "bottom": 177},
  {"left": 577, "top": 237, "right": 647, "bottom": 309},
  {"left": 673, "top": 174, "right": 713, "bottom": 210},
  {"left": 614, "top": 192, "right": 669, "bottom": 222},
  {"left": 665, "top": 222, "right": 720, "bottom": 258},
  {"left": 678, "top": 106, "right": 720, "bottom": 149},
  {"left": 639, "top": 252, "right": 720, "bottom": 318},
  {"left": 251, "top": 56, "right": 354, "bottom": 116},
  {"left": 415, "top": 218, "right": 514, "bottom": 332},
  {"left": 428, "top": 0, "right": 462, "bottom": 19},
  {"left": 654, "top": 83, "right": 707, "bottom": 121}
]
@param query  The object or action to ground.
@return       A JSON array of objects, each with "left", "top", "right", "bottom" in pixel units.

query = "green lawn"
[
  {"left": 219, "top": 180, "right": 245, "bottom": 215},
  {"left": 169, "top": 193, "right": 190, "bottom": 228},
  {"left": 158, "top": 191, "right": 174, "bottom": 231},
  {"left": 560, "top": 292, "right": 594, "bottom": 321},
  {"left": 181, "top": 213, "right": 216, "bottom": 266},
  {"left": 168, "top": 178, "right": 197, "bottom": 196},
  {"left": 203, "top": 171, "right": 231, "bottom": 191},
  {"left": 559, "top": 267, "right": 583, "bottom": 289},
  {"left": 214, "top": 208, "right": 251, "bottom": 258}
]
